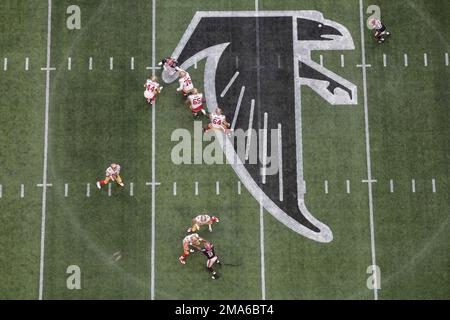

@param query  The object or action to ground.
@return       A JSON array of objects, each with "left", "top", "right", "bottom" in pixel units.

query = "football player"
[
  {"left": 187, "top": 214, "right": 219, "bottom": 233},
  {"left": 143, "top": 76, "right": 163, "bottom": 105},
  {"left": 201, "top": 241, "right": 221, "bottom": 280},
  {"left": 158, "top": 56, "right": 180, "bottom": 77},
  {"left": 185, "top": 88, "right": 207, "bottom": 118},
  {"left": 96, "top": 163, "right": 124, "bottom": 189},
  {"left": 178, "top": 233, "right": 206, "bottom": 265},
  {"left": 176, "top": 70, "right": 194, "bottom": 96},
  {"left": 369, "top": 18, "right": 390, "bottom": 44},
  {"left": 204, "top": 107, "right": 231, "bottom": 135}
]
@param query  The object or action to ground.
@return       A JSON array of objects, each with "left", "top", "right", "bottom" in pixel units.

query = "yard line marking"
[
  {"left": 383, "top": 53, "right": 387, "bottom": 67},
  {"left": 194, "top": 58, "right": 197, "bottom": 69},
  {"left": 362, "top": 179, "right": 377, "bottom": 183},
  {"left": 390, "top": 179, "right": 394, "bottom": 193},
  {"left": 89, "top": 57, "right": 93, "bottom": 70},
  {"left": 341, "top": 54, "right": 345, "bottom": 67},
  {"left": 237, "top": 181, "right": 241, "bottom": 195},
  {"left": 220, "top": 71, "right": 239, "bottom": 97},
  {"left": 259, "top": 200, "right": 266, "bottom": 300},
  {"left": 195, "top": 181, "right": 199, "bottom": 195},
  {"left": 432, "top": 178, "right": 436, "bottom": 193},
  {"left": 445, "top": 53, "right": 449, "bottom": 66},
  {"left": 38, "top": 0, "right": 53, "bottom": 300},
  {"left": 319, "top": 54, "right": 323, "bottom": 66},
  {"left": 64, "top": 183, "right": 68, "bottom": 197},
  {"left": 359, "top": 0, "right": 378, "bottom": 300},
  {"left": 235, "top": 56, "right": 239, "bottom": 69},
  {"left": 324, "top": 180, "right": 329, "bottom": 194},
  {"left": 131, "top": 57, "right": 134, "bottom": 70},
  {"left": 278, "top": 123, "right": 283, "bottom": 201},
  {"left": 277, "top": 54, "right": 281, "bottom": 69},
  {"left": 130, "top": 182, "right": 134, "bottom": 196},
  {"left": 109, "top": 57, "right": 113, "bottom": 70},
  {"left": 423, "top": 53, "right": 428, "bottom": 67},
  {"left": 216, "top": 181, "right": 220, "bottom": 195},
  {"left": 25, "top": 57, "right": 29, "bottom": 70},
  {"left": 68, "top": 57, "right": 71, "bottom": 70},
  {"left": 146, "top": 182, "right": 161, "bottom": 186},
  {"left": 357, "top": 64, "right": 372, "bottom": 68},
  {"left": 346, "top": 180, "right": 351, "bottom": 194},
  {"left": 150, "top": 0, "right": 157, "bottom": 301},
  {"left": 3, "top": 58, "right": 7, "bottom": 71},
  {"left": 411, "top": 179, "right": 416, "bottom": 193},
  {"left": 0, "top": 184, "right": 2, "bottom": 198},
  {"left": 231, "top": 86, "right": 246, "bottom": 130},
  {"left": 20, "top": 184, "right": 25, "bottom": 198},
  {"left": 40, "top": 67, "right": 55, "bottom": 71},
  {"left": 245, "top": 99, "right": 255, "bottom": 161},
  {"left": 86, "top": 183, "right": 91, "bottom": 197},
  {"left": 404, "top": 53, "right": 408, "bottom": 67},
  {"left": 108, "top": 183, "right": 112, "bottom": 196},
  {"left": 261, "top": 112, "right": 268, "bottom": 184},
  {"left": 37, "top": 183, "right": 53, "bottom": 187},
  {"left": 146, "top": 66, "right": 161, "bottom": 70},
  {"left": 173, "top": 182, "right": 177, "bottom": 196}
]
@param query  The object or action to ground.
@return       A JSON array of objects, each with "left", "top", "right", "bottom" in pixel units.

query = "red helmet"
[{"left": 211, "top": 216, "right": 219, "bottom": 222}]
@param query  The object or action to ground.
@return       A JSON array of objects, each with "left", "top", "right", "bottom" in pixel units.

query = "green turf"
[{"left": 0, "top": 0, "right": 448, "bottom": 300}]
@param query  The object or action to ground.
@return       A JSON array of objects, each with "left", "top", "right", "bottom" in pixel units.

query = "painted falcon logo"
[{"left": 163, "top": 11, "right": 358, "bottom": 243}]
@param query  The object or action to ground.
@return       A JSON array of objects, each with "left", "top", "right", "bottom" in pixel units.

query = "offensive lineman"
[
  {"left": 185, "top": 88, "right": 207, "bottom": 118},
  {"left": 176, "top": 70, "right": 194, "bottom": 96},
  {"left": 187, "top": 214, "right": 220, "bottom": 233},
  {"left": 178, "top": 233, "right": 206, "bottom": 265},
  {"left": 158, "top": 56, "right": 180, "bottom": 77},
  {"left": 96, "top": 163, "right": 124, "bottom": 189},
  {"left": 143, "top": 76, "right": 163, "bottom": 105},
  {"left": 204, "top": 107, "right": 231, "bottom": 134}
]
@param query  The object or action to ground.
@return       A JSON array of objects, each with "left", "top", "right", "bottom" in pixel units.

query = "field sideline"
[{"left": 0, "top": 0, "right": 448, "bottom": 300}]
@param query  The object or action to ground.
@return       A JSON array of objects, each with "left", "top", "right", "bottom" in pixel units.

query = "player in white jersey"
[
  {"left": 187, "top": 214, "right": 219, "bottom": 233},
  {"left": 143, "top": 76, "right": 163, "bottom": 105},
  {"left": 179, "top": 233, "right": 206, "bottom": 265},
  {"left": 185, "top": 88, "right": 207, "bottom": 118},
  {"left": 204, "top": 107, "right": 231, "bottom": 134},
  {"left": 369, "top": 18, "right": 390, "bottom": 43},
  {"left": 176, "top": 70, "right": 194, "bottom": 96},
  {"left": 158, "top": 56, "right": 180, "bottom": 77},
  {"left": 96, "top": 163, "right": 124, "bottom": 189}
]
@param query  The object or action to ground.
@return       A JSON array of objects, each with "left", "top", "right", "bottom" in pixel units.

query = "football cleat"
[
  {"left": 189, "top": 249, "right": 195, "bottom": 253},
  {"left": 159, "top": 86, "right": 163, "bottom": 91},
  {"left": 96, "top": 181, "right": 101, "bottom": 189},
  {"left": 118, "top": 182, "right": 124, "bottom": 187},
  {"left": 178, "top": 256, "right": 186, "bottom": 264}
]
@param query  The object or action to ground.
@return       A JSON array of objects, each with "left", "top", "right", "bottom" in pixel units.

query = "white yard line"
[
  {"left": 64, "top": 183, "right": 68, "bottom": 197},
  {"left": 390, "top": 179, "right": 394, "bottom": 193},
  {"left": 25, "top": 57, "right": 29, "bottom": 71},
  {"left": 383, "top": 54, "right": 387, "bottom": 67},
  {"left": 3, "top": 58, "right": 7, "bottom": 71},
  {"left": 89, "top": 57, "right": 93, "bottom": 70},
  {"left": 131, "top": 57, "right": 134, "bottom": 70},
  {"left": 20, "top": 184, "right": 25, "bottom": 198},
  {"left": 346, "top": 180, "right": 351, "bottom": 194},
  {"left": 261, "top": 112, "right": 268, "bottom": 184},
  {"left": 86, "top": 183, "right": 91, "bottom": 197},
  {"left": 109, "top": 57, "right": 113, "bottom": 70},
  {"left": 231, "top": 86, "right": 246, "bottom": 130},
  {"left": 404, "top": 53, "right": 408, "bottom": 67},
  {"left": 359, "top": 0, "right": 378, "bottom": 300},
  {"left": 150, "top": 0, "right": 157, "bottom": 301},
  {"left": 324, "top": 180, "right": 328, "bottom": 194},
  {"left": 216, "top": 181, "right": 220, "bottom": 195},
  {"left": 237, "top": 181, "right": 241, "bottom": 195},
  {"left": 130, "top": 182, "right": 134, "bottom": 196},
  {"left": 341, "top": 54, "right": 345, "bottom": 68},
  {"left": 220, "top": 71, "right": 239, "bottom": 97},
  {"left": 411, "top": 179, "right": 416, "bottom": 193},
  {"left": 173, "top": 182, "right": 177, "bottom": 196},
  {"left": 423, "top": 53, "right": 428, "bottom": 67},
  {"left": 432, "top": 178, "right": 436, "bottom": 193},
  {"left": 68, "top": 57, "right": 71, "bottom": 70},
  {"left": 0, "top": 184, "right": 2, "bottom": 198},
  {"left": 38, "top": 0, "right": 53, "bottom": 300},
  {"left": 278, "top": 123, "right": 283, "bottom": 201},
  {"left": 245, "top": 99, "right": 255, "bottom": 161}
]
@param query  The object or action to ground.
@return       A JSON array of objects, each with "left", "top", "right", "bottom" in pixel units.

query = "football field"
[{"left": 0, "top": 0, "right": 449, "bottom": 300}]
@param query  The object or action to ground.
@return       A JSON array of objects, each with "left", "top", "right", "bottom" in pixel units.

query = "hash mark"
[
  {"left": 432, "top": 178, "right": 436, "bottom": 193},
  {"left": 341, "top": 54, "right": 345, "bottom": 68},
  {"left": 404, "top": 53, "right": 408, "bottom": 67},
  {"left": 109, "top": 57, "right": 113, "bottom": 70},
  {"left": 173, "top": 182, "right": 177, "bottom": 196},
  {"left": 89, "top": 57, "right": 93, "bottom": 70},
  {"left": 86, "top": 183, "right": 91, "bottom": 197},
  {"left": 130, "top": 182, "right": 134, "bottom": 196},
  {"left": 131, "top": 57, "right": 134, "bottom": 70},
  {"left": 346, "top": 180, "right": 351, "bottom": 194},
  {"left": 445, "top": 53, "right": 448, "bottom": 66},
  {"left": 64, "top": 183, "right": 68, "bottom": 197},
  {"left": 25, "top": 57, "right": 29, "bottom": 71},
  {"left": 216, "top": 181, "right": 220, "bottom": 195},
  {"left": 3, "top": 58, "right": 7, "bottom": 71},
  {"left": 237, "top": 181, "right": 241, "bottom": 195},
  {"left": 423, "top": 53, "right": 428, "bottom": 67},
  {"left": 411, "top": 179, "right": 416, "bottom": 193},
  {"left": 20, "top": 184, "right": 25, "bottom": 198},
  {"left": 108, "top": 183, "right": 112, "bottom": 197},
  {"left": 383, "top": 54, "right": 387, "bottom": 67},
  {"left": 195, "top": 181, "right": 198, "bottom": 196},
  {"left": 324, "top": 180, "right": 328, "bottom": 194},
  {"left": 389, "top": 179, "right": 394, "bottom": 193},
  {"left": 68, "top": 57, "right": 72, "bottom": 70}
]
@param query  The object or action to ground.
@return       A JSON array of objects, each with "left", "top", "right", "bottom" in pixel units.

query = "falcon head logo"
[{"left": 163, "top": 11, "right": 358, "bottom": 243}]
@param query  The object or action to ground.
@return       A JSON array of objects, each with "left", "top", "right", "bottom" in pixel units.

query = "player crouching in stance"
[
  {"left": 185, "top": 88, "right": 207, "bottom": 118},
  {"left": 176, "top": 70, "right": 194, "bottom": 97},
  {"left": 158, "top": 56, "right": 180, "bottom": 77},
  {"left": 202, "top": 241, "right": 221, "bottom": 280},
  {"left": 369, "top": 18, "right": 390, "bottom": 44},
  {"left": 187, "top": 214, "right": 219, "bottom": 233},
  {"left": 96, "top": 163, "right": 124, "bottom": 189},
  {"left": 204, "top": 107, "right": 231, "bottom": 136},
  {"left": 179, "top": 233, "right": 205, "bottom": 265},
  {"left": 144, "top": 76, "right": 163, "bottom": 105}
]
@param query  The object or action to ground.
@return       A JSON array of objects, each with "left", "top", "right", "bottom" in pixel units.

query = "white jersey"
[
  {"left": 183, "top": 233, "right": 200, "bottom": 244},
  {"left": 188, "top": 93, "right": 203, "bottom": 110},
  {"left": 105, "top": 164, "right": 121, "bottom": 177},
  {"left": 194, "top": 215, "right": 211, "bottom": 225},
  {"left": 210, "top": 114, "right": 226, "bottom": 129},
  {"left": 144, "top": 80, "right": 160, "bottom": 99},
  {"left": 178, "top": 72, "right": 194, "bottom": 92}
]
